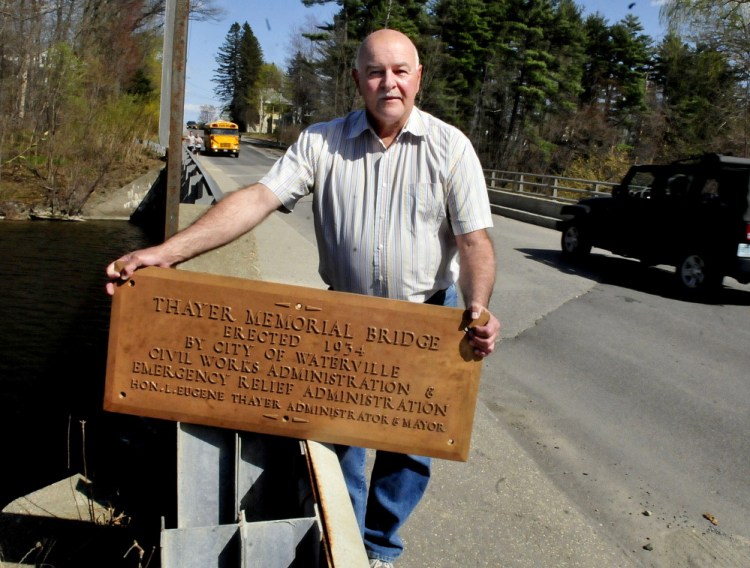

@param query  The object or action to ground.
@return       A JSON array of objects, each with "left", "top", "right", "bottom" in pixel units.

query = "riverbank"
[
  {"left": 0, "top": 156, "right": 164, "bottom": 221},
  {"left": 80, "top": 167, "right": 163, "bottom": 221}
]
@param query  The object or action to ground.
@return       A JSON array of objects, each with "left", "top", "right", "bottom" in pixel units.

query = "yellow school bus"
[{"left": 201, "top": 120, "right": 240, "bottom": 157}]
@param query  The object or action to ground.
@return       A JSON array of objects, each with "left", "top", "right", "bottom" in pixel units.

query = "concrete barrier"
[{"left": 488, "top": 188, "right": 565, "bottom": 230}]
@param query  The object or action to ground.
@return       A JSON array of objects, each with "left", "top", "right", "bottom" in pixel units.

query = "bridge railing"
[
  {"left": 176, "top": 150, "right": 619, "bottom": 229},
  {"left": 484, "top": 169, "right": 618, "bottom": 203}
]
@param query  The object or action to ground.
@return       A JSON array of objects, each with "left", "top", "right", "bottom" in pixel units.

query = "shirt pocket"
[{"left": 406, "top": 183, "right": 446, "bottom": 226}]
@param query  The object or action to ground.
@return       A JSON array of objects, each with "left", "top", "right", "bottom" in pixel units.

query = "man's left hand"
[{"left": 466, "top": 304, "right": 501, "bottom": 358}]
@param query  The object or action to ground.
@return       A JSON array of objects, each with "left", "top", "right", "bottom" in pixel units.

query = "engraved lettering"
[
  {"left": 131, "top": 360, "right": 228, "bottom": 386},
  {"left": 162, "top": 384, "right": 225, "bottom": 400},
  {"left": 300, "top": 386, "right": 396, "bottom": 409},
  {"left": 287, "top": 402, "right": 356, "bottom": 420},
  {"left": 148, "top": 347, "right": 192, "bottom": 365},
  {"left": 222, "top": 325, "right": 302, "bottom": 347},
  {"left": 244, "top": 310, "right": 353, "bottom": 338},
  {"left": 198, "top": 354, "right": 259, "bottom": 373},
  {"left": 231, "top": 393, "right": 281, "bottom": 409},
  {"left": 212, "top": 340, "right": 255, "bottom": 357},
  {"left": 294, "top": 352, "right": 400, "bottom": 378},
  {"left": 130, "top": 378, "right": 159, "bottom": 391},
  {"left": 365, "top": 326, "right": 440, "bottom": 350},
  {"left": 354, "top": 411, "right": 389, "bottom": 424},
  {"left": 250, "top": 377, "right": 294, "bottom": 395},
  {"left": 153, "top": 296, "right": 236, "bottom": 321},
  {"left": 400, "top": 418, "right": 445, "bottom": 432},
  {"left": 184, "top": 336, "right": 205, "bottom": 350},
  {"left": 396, "top": 399, "right": 448, "bottom": 416},
  {"left": 264, "top": 348, "right": 286, "bottom": 361},
  {"left": 267, "top": 364, "right": 354, "bottom": 387}
]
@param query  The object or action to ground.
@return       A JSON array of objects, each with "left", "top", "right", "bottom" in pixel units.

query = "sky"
[{"left": 183, "top": 0, "right": 666, "bottom": 122}]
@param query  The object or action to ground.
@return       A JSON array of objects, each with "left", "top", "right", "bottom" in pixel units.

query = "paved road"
[{"left": 200, "top": 143, "right": 750, "bottom": 567}]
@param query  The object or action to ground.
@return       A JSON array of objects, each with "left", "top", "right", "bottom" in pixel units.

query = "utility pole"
[{"left": 161, "top": 0, "right": 190, "bottom": 239}]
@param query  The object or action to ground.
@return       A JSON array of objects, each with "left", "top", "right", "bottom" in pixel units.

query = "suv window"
[
  {"left": 665, "top": 174, "right": 692, "bottom": 198},
  {"left": 621, "top": 170, "right": 696, "bottom": 200},
  {"left": 717, "top": 169, "right": 750, "bottom": 210},
  {"left": 700, "top": 178, "right": 719, "bottom": 198},
  {"left": 624, "top": 171, "right": 659, "bottom": 198}
]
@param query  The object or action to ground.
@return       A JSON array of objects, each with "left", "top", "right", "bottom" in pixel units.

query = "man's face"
[{"left": 353, "top": 32, "right": 422, "bottom": 135}]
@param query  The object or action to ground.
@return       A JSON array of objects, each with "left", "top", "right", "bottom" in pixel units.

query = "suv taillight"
[{"left": 746, "top": 223, "right": 750, "bottom": 242}]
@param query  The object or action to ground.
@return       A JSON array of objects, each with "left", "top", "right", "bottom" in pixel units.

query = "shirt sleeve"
[
  {"left": 445, "top": 131, "right": 494, "bottom": 235},
  {"left": 259, "top": 127, "right": 318, "bottom": 211}
]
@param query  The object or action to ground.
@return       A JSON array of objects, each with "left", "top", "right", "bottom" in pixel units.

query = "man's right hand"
[
  {"left": 105, "top": 245, "right": 174, "bottom": 296},
  {"left": 104, "top": 184, "right": 284, "bottom": 296}
]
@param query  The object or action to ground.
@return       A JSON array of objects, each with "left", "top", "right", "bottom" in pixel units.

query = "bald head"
[
  {"left": 352, "top": 29, "right": 423, "bottom": 139},
  {"left": 356, "top": 29, "right": 420, "bottom": 73}
]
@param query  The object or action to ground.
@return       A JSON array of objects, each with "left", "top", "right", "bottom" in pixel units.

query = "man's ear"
[{"left": 352, "top": 68, "right": 361, "bottom": 95}]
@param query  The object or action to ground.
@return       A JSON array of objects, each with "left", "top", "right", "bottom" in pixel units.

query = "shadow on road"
[{"left": 516, "top": 247, "right": 750, "bottom": 306}]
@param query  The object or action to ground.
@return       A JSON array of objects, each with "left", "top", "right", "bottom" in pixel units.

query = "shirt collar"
[
  {"left": 345, "top": 108, "right": 428, "bottom": 141},
  {"left": 402, "top": 107, "right": 428, "bottom": 137}
]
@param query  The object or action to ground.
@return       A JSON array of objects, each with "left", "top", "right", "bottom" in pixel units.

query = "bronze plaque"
[{"left": 104, "top": 267, "right": 486, "bottom": 461}]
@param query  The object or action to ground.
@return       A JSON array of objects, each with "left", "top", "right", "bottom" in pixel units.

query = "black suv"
[{"left": 558, "top": 153, "right": 750, "bottom": 294}]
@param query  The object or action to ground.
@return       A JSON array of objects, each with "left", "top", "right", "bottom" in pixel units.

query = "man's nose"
[{"left": 382, "top": 69, "right": 397, "bottom": 89}]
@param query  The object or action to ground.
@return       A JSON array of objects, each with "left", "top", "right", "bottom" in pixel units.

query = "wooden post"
[{"left": 163, "top": 0, "right": 189, "bottom": 239}]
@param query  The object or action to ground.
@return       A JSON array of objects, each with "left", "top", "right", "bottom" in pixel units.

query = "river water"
[{"left": 0, "top": 219, "right": 175, "bottom": 517}]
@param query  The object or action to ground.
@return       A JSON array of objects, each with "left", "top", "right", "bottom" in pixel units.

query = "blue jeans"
[{"left": 336, "top": 284, "right": 458, "bottom": 563}]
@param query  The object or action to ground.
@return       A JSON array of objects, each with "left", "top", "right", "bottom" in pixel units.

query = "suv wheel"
[
  {"left": 676, "top": 252, "right": 722, "bottom": 293},
  {"left": 561, "top": 223, "right": 592, "bottom": 258}
]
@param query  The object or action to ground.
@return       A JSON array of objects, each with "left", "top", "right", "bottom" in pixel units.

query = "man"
[{"left": 106, "top": 28, "right": 500, "bottom": 568}]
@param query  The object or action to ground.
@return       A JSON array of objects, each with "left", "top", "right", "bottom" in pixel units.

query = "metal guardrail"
[
  {"left": 484, "top": 169, "right": 618, "bottom": 203},
  {"left": 181, "top": 145, "right": 224, "bottom": 204}
]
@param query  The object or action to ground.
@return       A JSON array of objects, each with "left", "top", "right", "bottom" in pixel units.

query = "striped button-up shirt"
[{"left": 259, "top": 107, "right": 493, "bottom": 302}]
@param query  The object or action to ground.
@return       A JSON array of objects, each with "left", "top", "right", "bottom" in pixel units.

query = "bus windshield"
[{"left": 207, "top": 128, "right": 237, "bottom": 136}]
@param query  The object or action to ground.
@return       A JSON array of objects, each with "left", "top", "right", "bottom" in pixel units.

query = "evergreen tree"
[
  {"left": 536, "top": 0, "right": 587, "bottom": 170},
  {"left": 575, "top": 13, "right": 654, "bottom": 160},
  {"left": 579, "top": 15, "right": 611, "bottom": 108},
  {"left": 213, "top": 22, "right": 264, "bottom": 130},
  {"left": 580, "top": 14, "right": 652, "bottom": 121},
  {"left": 609, "top": 16, "right": 653, "bottom": 126},
  {"left": 238, "top": 22, "right": 264, "bottom": 130},
  {"left": 480, "top": 0, "right": 579, "bottom": 168},
  {"left": 214, "top": 22, "right": 243, "bottom": 120},
  {"left": 429, "top": 0, "right": 491, "bottom": 130}
]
